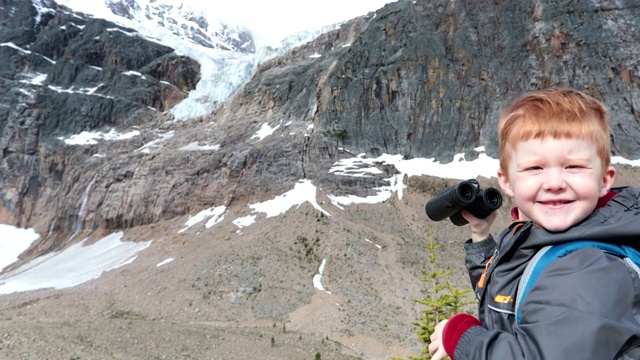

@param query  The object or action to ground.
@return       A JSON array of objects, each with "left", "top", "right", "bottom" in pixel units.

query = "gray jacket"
[{"left": 457, "top": 186, "right": 640, "bottom": 359}]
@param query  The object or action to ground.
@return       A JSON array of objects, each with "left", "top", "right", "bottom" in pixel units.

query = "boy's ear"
[
  {"left": 498, "top": 168, "right": 515, "bottom": 197},
  {"left": 599, "top": 165, "right": 616, "bottom": 197}
]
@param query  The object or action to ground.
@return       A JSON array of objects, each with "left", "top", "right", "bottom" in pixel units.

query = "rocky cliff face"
[
  {"left": 2, "top": 0, "right": 640, "bottom": 357},
  {"left": 306, "top": 0, "right": 640, "bottom": 160},
  {"left": 0, "top": 0, "right": 203, "bottom": 245},
  {"left": 3, "top": 0, "right": 640, "bottom": 251}
]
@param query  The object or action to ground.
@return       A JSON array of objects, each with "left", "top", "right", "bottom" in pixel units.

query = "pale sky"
[
  {"left": 205, "top": 0, "right": 398, "bottom": 46},
  {"left": 52, "top": 0, "right": 398, "bottom": 47}
]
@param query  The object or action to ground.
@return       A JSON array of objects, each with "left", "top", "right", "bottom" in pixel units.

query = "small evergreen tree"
[{"left": 406, "top": 226, "right": 476, "bottom": 360}]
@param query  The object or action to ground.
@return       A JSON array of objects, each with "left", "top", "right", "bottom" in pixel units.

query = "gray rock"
[{"left": 3, "top": 0, "right": 640, "bottom": 256}]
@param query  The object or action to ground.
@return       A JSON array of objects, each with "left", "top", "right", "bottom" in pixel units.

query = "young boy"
[{"left": 428, "top": 88, "right": 640, "bottom": 360}]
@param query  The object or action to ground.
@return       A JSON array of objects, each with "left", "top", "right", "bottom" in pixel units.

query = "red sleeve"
[{"left": 442, "top": 313, "right": 482, "bottom": 359}]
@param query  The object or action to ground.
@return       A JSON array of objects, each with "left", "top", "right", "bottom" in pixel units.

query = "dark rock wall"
[
  {"left": 0, "top": 0, "right": 200, "bottom": 244},
  {"left": 313, "top": 0, "right": 640, "bottom": 160},
  {"left": 3, "top": 0, "right": 640, "bottom": 252}
]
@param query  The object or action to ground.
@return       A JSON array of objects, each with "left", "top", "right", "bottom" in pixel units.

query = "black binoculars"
[{"left": 425, "top": 179, "right": 503, "bottom": 226}]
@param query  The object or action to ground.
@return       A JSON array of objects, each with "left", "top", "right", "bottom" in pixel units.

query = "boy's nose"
[{"left": 542, "top": 169, "right": 566, "bottom": 191}]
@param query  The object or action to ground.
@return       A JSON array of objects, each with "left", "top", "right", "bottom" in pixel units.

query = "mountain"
[
  {"left": 2, "top": 0, "right": 640, "bottom": 359},
  {"left": 103, "top": 0, "right": 256, "bottom": 52}
]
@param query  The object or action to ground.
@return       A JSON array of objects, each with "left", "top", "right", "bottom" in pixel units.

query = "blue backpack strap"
[{"left": 515, "top": 241, "right": 640, "bottom": 325}]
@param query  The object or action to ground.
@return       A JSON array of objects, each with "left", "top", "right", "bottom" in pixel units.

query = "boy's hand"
[
  {"left": 461, "top": 209, "right": 497, "bottom": 243},
  {"left": 429, "top": 319, "right": 450, "bottom": 360}
]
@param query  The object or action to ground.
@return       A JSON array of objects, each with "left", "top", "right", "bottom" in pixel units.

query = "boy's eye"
[
  {"left": 566, "top": 165, "right": 585, "bottom": 169},
  {"left": 524, "top": 166, "right": 542, "bottom": 171}
]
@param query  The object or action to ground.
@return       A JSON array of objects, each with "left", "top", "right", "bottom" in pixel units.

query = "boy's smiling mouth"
[{"left": 538, "top": 199, "right": 573, "bottom": 207}]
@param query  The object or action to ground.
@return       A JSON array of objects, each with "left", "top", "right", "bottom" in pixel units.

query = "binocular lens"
[
  {"left": 485, "top": 188, "right": 502, "bottom": 207},
  {"left": 483, "top": 188, "right": 502, "bottom": 207},
  {"left": 459, "top": 184, "right": 476, "bottom": 202}
]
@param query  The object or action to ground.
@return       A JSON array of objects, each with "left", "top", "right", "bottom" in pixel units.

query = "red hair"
[{"left": 498, "top": 88, "right": 611, "bottom": 176}]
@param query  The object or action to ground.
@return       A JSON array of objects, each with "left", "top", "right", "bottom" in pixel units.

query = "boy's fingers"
[{"left": 431, "top": 347, "right": 449, "bottom": 360}]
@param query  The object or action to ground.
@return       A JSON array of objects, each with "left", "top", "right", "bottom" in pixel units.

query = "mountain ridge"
[{"left": 3, "top": 0, "right": 640, "bottom": 358}]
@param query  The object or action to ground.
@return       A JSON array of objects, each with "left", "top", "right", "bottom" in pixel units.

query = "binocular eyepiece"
[{"left": 425, "top": 179, "right": 503, "bottom": 226}]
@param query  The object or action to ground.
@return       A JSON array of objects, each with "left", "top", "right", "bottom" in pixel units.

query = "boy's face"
[{"left": 498, "top": 137, "right": 616, "bottom": 232}]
